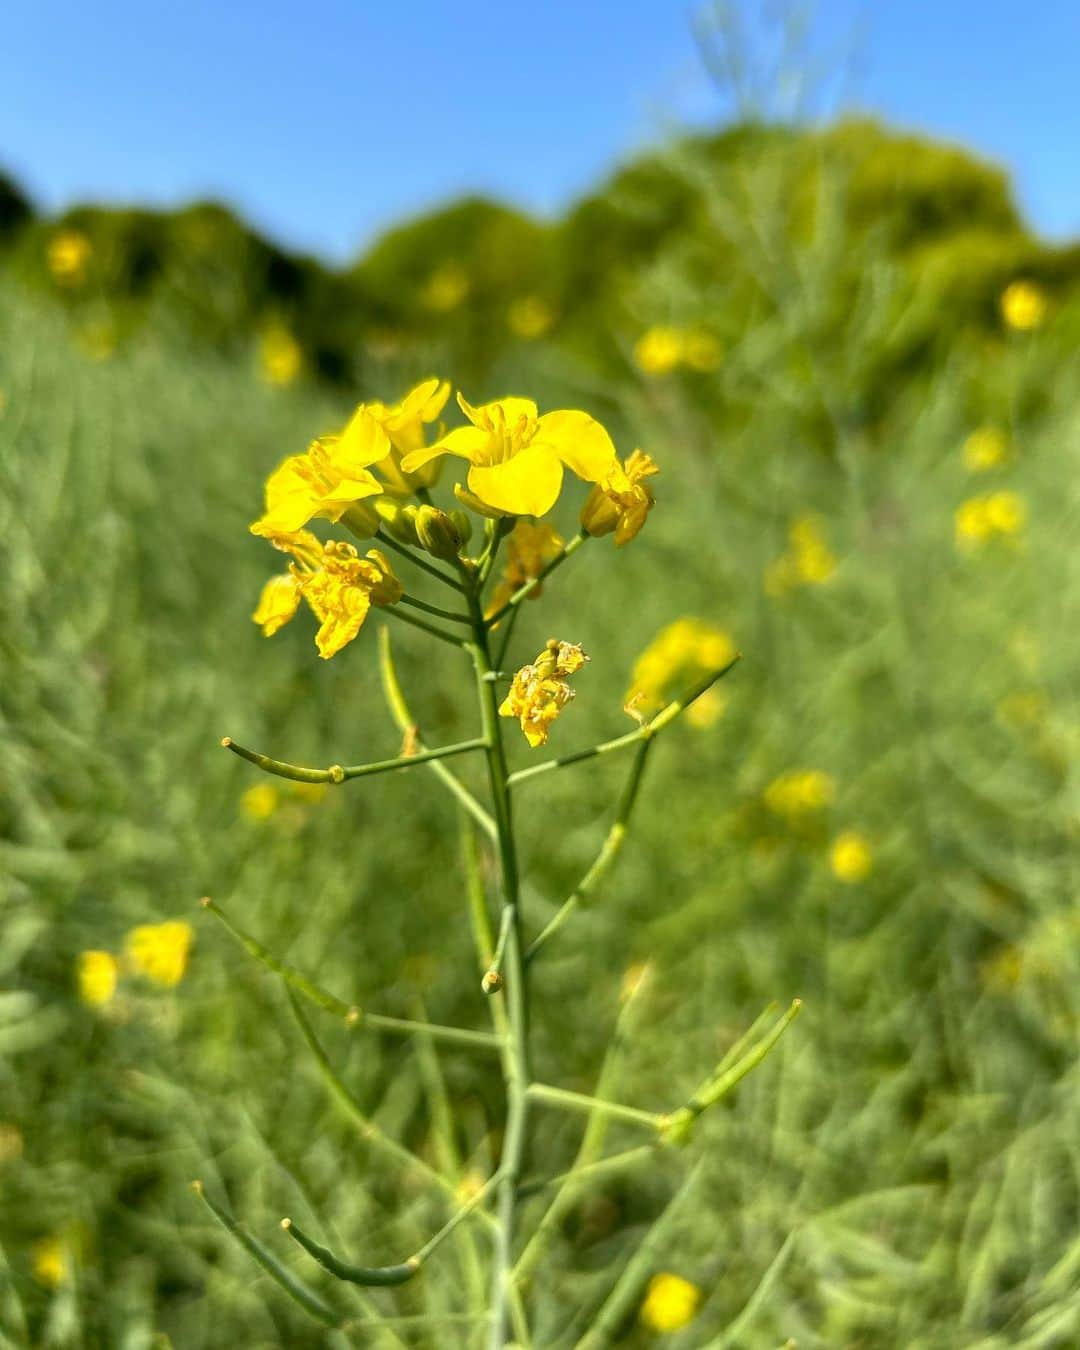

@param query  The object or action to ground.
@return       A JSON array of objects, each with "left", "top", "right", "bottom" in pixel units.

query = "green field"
[{"left": 1, "top": 122, "right": 1079, "bottom": 1349}]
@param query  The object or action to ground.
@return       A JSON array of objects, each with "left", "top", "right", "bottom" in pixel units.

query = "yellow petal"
[
  {"left": 314, "top": 588, "right": 371, "bottom": 658},
  {"left": 403, "top": 377, "right": 451, "bottom": 421},
  {"left": 534, "top": 410, "right": 617, "bottom": 483},
  {"left": 401, "top": 424, "right": 489, "bottom": 473},
  {"left": 252, "top": 574, "right": 302, "bottom": 636},
  {"left": 333, "top": 405, "right": 391, "bottom": 472},
  {"left": 457, "top": 392, "right": 538, "bottom": 429},
  {"left": 467, "top": 446, "right": 563, "bottom": 517}
]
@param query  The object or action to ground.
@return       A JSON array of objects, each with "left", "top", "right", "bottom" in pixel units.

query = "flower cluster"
[
  {"left": 954, "top": 491, "right": 1026, "bottom": 548},
  {"left": 626, "top": 618, "right": 736, "bottom": 721},
  {"left": 500, "top": 640, "right": 589, "bottom": 747},
  {"left": 763, "top": 769, "right": 836, "bottom": 817},
  {"left": 77, "top": 920, "right": 195, "bottom": 1008},
  {"left": 633, "top": 325, "right": 722, "bottom": 375},
  {"left": 764, "top": 515, "right": 837, "bottom": 596}
]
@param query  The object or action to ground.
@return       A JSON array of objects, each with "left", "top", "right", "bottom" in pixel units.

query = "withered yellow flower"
[
  {"left": 829, "top": 831, "right": 873, "bottom": 883},
  {"left": 401, "top": 393, "right": 618, "bottom": 518},
  {"left": 639, "top": 1272, "right": 703, "bottom": 1332},
  {"left": 486, "top": 521, "right": 564, "bottom": 618},
  {"left": 581, "top": 450, "right": 658, "bottom": 545},
  {"left": 77, "top": 950, "right": 119, "bottom": 1007},
  {"left": 367, "top": 378, "right": 451, "bottom": 494},
  {"left": 124, "top": 921, "right": 194, "bottom": 988},
  {"left": 499, "top": 640, "right": 589, "bottom": 748},
  {"left": 251, "top": 406, "right": 388, "bottom": 535}
]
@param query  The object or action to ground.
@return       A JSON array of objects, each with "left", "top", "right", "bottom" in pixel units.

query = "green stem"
[
  {"left": 526, "top": 1082, "right": 662, "bottom": 1132},
  {"left": 463, "top": 578, "right": 531, "bottom": 1350},
  {"left": 383, "top": 603, "right": 464, "bottom": 647},
  {"left": 507, "top": 654, "right": 741, "bottom": 790},
  {"left": 378, "top": 626, "right": 497, "bottom": 841},
  {"left": 375, "top": 528, "right": 465, "bottom": 591},
  {"left": 200, "top": 897, "right": 500, "bottom": 1052},
  {"left": 222, "top": 735, "right": 487, "bottom": 785},
  {"left": 525, "top": 740, "right": 653, "bottom": 962},
  {"left": 281, "top": 1218, "right": 419, "bottom": 1287},
  {"left": 399, "top": 592, "right": 472, "bottom": 626},
  {"left": 484, "top": 529, "right": 588, "bottom": 628}
]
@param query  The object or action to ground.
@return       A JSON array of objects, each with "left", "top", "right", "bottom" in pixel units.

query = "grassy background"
[{"left": 1, "top": 123, "right": 1079, "bottom": 1349}]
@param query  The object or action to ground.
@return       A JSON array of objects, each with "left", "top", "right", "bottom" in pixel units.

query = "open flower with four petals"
[
  {"left": 367, "top": 377, "right": 452, "bottom": 494},
  {"left": 400, "top": 393, "right": 618, "bottom": 518}
]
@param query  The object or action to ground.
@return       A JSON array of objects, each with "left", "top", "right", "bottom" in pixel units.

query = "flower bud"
[
  {"left": 365, "top": 549, "right": 404, "bottom": 607},
  {"left": 341, "top": 499, "right": 381, "bottom": 539},
  {"left": 415, "top": 505, "right": 464, "bottom": 562},
  {"left": 448, "top": 509, "right": 473, "bottom": 547},
  {"left": 579, "top": 483, "right": 619, "bottom": 538},
  {"left": 376, "top": 498, "right": 420, "bottom": 545}
]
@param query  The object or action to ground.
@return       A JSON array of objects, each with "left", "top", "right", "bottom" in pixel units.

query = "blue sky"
[{"left": 2, "top": 1, "right": 1077, "bottom": 261}]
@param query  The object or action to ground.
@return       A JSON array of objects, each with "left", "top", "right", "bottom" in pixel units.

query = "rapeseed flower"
[
  {"left": 639, "top": 1272, "right": 702, "bottom": 1332},
  {"left": 253, "top": 532, "right": 402, "bottom": 659},
  {"left": 401, "top": 393, "right": 618, "bottom": 518},
  {"left": 962, "top": 426, "right": 1008, "bottom": 473},
  {"left": 250, "top": 407, "right": 388, "bottom": 535},
  {"left": 955, "top": 491, "right": 1026, "bottom": 548},
  {"left": 487, "top": 521, "right": 564, "bottom": 617},
  {"left": 47, "top": 230, "right": 92, "bottom": 286},
  {"left": 124, "top": 921, "right": 194, "bottom": 988},
  {"left": 829, "top": 831, "right": 873, "bottom": 883},
  {"left": 627, "top": 619, "right": 736, "bottom": 715},
  {"left": 500, "top": 640, "right": 589, "bottom": 747},
  {"left": 765, "top": 516, "right": 837, "bottom": 596},
  {"left": 33, "top": 1236, "right": 70, "bottom": 1288},
  {"left": 764, "top": 770, "right": 836, "bottom": 817},
  {"left": 581, "top": 449, "right": 658, "bottom": 545},
  {"left": 682, "top": 327, "right": 723, "bottom": 372},
  {"left": 366, "top": 378, "right": 451, "bottom": 494},
  {"left": 77, "top": 950, "right": 119, "bottom": 1007},
  {"left": 240, "top": 783, "right": 280, "bottom": 820},
  {"left": 423, "top": 263, "right": 469, "bottom": 311},
  {"left": 508, "top": 295, "right": 555, "bottom": 340},
  {"left": 633, "top": 327, "right": 683, "bottom": 375},
  {"left": 1000, "top": 280, "right": 1047, "bottom": 332},
  {"left": 259, "top": 326, "right": 303, "bottom": 386}
]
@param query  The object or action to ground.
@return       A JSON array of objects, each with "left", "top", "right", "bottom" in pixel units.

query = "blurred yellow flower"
[
  {"left": 829, "top": 831, "right": 873, "bottom": 883},
  {"left": 766, "top": 515, "right": 837, "bottom": 596},
  {"left": 47, "top": 229, "right": 92, "bottom": 286},
  {"left": 290, "top": 781, "right": 329, "bottom": 804},
  {"left": 685, "top": 687, "right": 727, "bottom": 729},
  {"left": 366, "top": 377, "right": 451, "bottom": 494},
  {"left": 250, "top": 406, "right": 388, "bottom": 535},
  {"left": 682, "top": 327, "right": 723, "bottom": 372},
  {"left": 0, "top": 1122, "right": 23, "bottom": 1165},
  {"left": 240, "top": 783, "right": 280, "bottom": 820},
  {"left": 640, "top": 1272, "right": 702, "bottom": 1332},
  {"left": 77, "top": 323, "right": 118, "bottom": 362},
  {"left": 508, "top": 295, "right": 555, "bottom": 340},
  {"left": 33, "top": 1236, "right": 70, "bottom": 1288},
  {"left": 962, "top": 426, "right": 1008, "bottom": 473},
  {"left": 581, "top": 449, "right": 658, "bottom": 546},
  {"left": 500, "top": 640, "right": 589, "bottom": 747},
  {"left": 423, "top": 263, "right": 469, "bottom": 311},
  {"left": 401, "top": 393, "right": 618, "bottom": 518},
  {"left": 259, "top": 326, "right": 303, "bottom": 387},
  {"left": 633, "top": 326, "right": 683, "bottom": 375},
  {"left": 627, "top": 618, "right": 737, "bottom": 715},
  {"left": 955, "top": 491, "right": 1026, "bottom": 548},
  {"left": 1000, "top": 280, "right": 1047, "bottom": 332},
  {"left": 77, "top": 950, "right": 119, "bottom": 1007},
  {"left": 487, "top": 521, "right": 564, "bottom": 617},
  {"left": 764, "top": 770, "right": 836, "bottom": 817},
  {"left": 124, "top": 921, "right": 194, "bottom": 988}
]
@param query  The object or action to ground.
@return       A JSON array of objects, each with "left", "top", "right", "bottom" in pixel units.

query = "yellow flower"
[
  {"left": 764, "top": 770, "right": 836, "bottom": 817},
  {"left": 486, "top": 521, "right": 564, "bottom": 617},
  {"left": 682, "top": 327, "right": 723, "bottom": 372},
  {"left": 290, "top": 781, "right": 329, "bottom": 804},
  {"left": 829, "top": 831, "right": 873, "bottom": 883},
  {"left": 423, "top": 263, "right": 469, "bottom": 311},
  {"left": 640, "top": 1272, "right": 702, "bottom": 1332},
  {"left": 77, "top": 950, "right": 119, "bottom": 1007},
  {"left": 0, "top": 1122, "right": 23, "bottom": 1165},
  {"left": 499, "top": 640, "right": 589, "bottom": 748},
  {"left": 240, "top": 783, "right": 280, "bottom": 820},
  {"left": 366, "top": 377, "right": 452, "bottom": 493},
  {"left": 250, "top": 406, "right": 388, "bottom": 535},
  {"left": 1000, "top": 280, "right": 1047, "bottom": 332},
  {"left": 633, "top": 326, "right": 683, "bottom": 375},
  {"left": 508, "top": 295, "right": 556, "bottom": 340},
  {"left": 765, "top": 516, "right": 837, "bottom": 595},
  {"left": 581, "top": 449, "right": 658, "bottom": 545},
  {"left": 685, "top": 688, "right": 727, "bottom": 728},
  {"left": 627, "top": 619, "right": 736, "bottom": 715},
  {"left": 401, "top": 393, "right": 618, "bottom": 518},
  {"left": 955, "top": 491, "right": 1026, "bottom": 547},
  {"left": 47, "top": 229, "right": 92, "bottom": 286},
  {"left": 259, "top": 325, "right": 303, "bottom": 387},
  {"left": 962, "top": 426, "right": 1008, "bottom": 473},
  {"left": 124, "top": 921, "right": 194, "bottom": 988},
  {"left": 33, "top": 1236, "right": 70, "bottom": 1288}
]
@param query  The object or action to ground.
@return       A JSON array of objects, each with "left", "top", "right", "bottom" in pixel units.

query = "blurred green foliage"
[{"left": 1, "top": 116, "right": 1079, "bottom": 1348}]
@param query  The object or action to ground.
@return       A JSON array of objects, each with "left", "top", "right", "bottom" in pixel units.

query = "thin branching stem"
[
  {"left": 526, "top": 1082, "right": 663, "bottom": 1132},
  {"left": 383, "top": 602, "right": 464, "bottom": 647},
  {"left": 222, "top": 735, "right": 487, "bottom": 785},
  {"left": 484, "top": 529, "right": 588, "bottom": 628},
  {"left": 398, "top": 592, "right": 472, "bottom": 625},
  {"left": 375, "top": 528, "right": 465, "bottom": 591}
]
